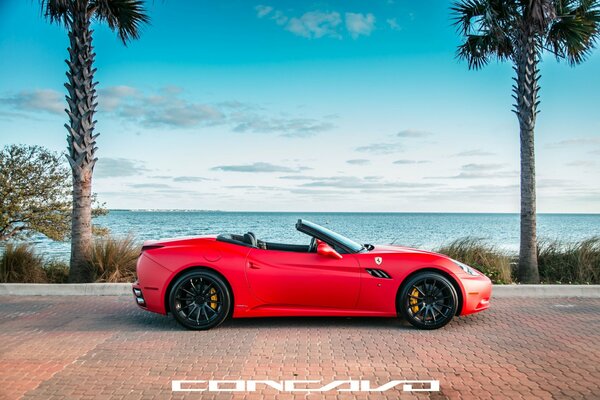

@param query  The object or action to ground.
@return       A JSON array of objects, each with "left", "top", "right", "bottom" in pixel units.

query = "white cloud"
[
  {"left": 0, "top": 89, "right": 63, "bottom": 115},
  {"left": 396, "top": 129, "right": 432, "bottom": 138},
  {"left": 93, "top": 157, "right": 149, "bottom": 178},
  {"left": 547, "top": 137, "right": 600, "bottom": 148},
  {"left": 255, "top": 7, "right": 376, "bottom": 40},
  {"left": 143, "top": 102, "right": 225, "bottom": 128},
  {"left": 3, "top": 85, "right": 334, "bottom": 137},
  {"left": 462, "top": 163, "right": 505, "bottom": 172},
  {"left": 286, "top": 11, "right": 342, "bottom": 39},
  {"left": 453, "top": 149, "right": 496, "bottom": 157},
  {"left": 95, "top": 86, "right": 334, "bottom": 136},
  {"left": 345, "top": 12, "right": 376, "bottom": 39},
  {"left": 233, "top": 116, "right": 334, "bottom": 137},
  {"left": 212, "top": 162, "right": 308, "bottom": 173},
  {"left": 386, "top": 18, "right": 401, "bottom": 31},
  {"left": 255, "top": 6, "right": 289, "bottom": 26},
  {"left": 565, "top": 160, "right": 595, "bottom": 167},
  {"left": 99, "top": 86, "right": 139, "bottom": 111},
  {"left": 255, "top": 5, "right": 273, "bottom": 18},
  {"left": 346, "top": 159, "right": 371, "bottom": 165},
  {"left": 129, "top": 183, "right": 173, "bottom": 189},
  {"left": 172, "top": 176, "right": 212, "bottom": 182},
  {"left": 426, "top": 163, "right": 516, "bottom": 180},
  {"left": 393, "top": 159, "right": 429, "bottom": 164},
  {"left": 355, "top": 142, "right": 403, "bottom": 154},
  {"left": 295, "top": 175, "right": 436, "bottom": 190}
]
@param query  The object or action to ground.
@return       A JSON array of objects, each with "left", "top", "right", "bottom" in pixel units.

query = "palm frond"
[
  {"left": 453, "top": 0, "right": 519, "bottom": 68},
  {"left": 485, "top": 0, "right": 521, "bottom": 27},
  {"left": 39, "top": 0, "right": 71, "bottom": 26},
  {"left": 547, "top": 0, "right": 600, "bottom": 65},
  {"left": 92, "top": 0, "right": 150, "bottom": 44},
  {"left": 452, "top": 0, "right": 487, "bottom": 35},
  {"left": 456, "top": 34, "right": 495, "bottom": 69}
]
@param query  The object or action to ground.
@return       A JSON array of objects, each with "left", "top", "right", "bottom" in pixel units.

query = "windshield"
[{"left": 299, "top": 220, "right": 365, "bottom": 253}]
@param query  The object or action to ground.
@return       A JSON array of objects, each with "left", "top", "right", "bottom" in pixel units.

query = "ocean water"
[{"left": 21, "top": 211, "right": 600, "bottom": 261}]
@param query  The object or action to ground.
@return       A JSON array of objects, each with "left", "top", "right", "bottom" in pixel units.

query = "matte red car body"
[{"left": 133, "top": 236, "right": 492, "bottom": 319}]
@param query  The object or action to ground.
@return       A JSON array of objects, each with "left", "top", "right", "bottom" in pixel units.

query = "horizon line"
[{"left": 105, "top": 209, "right": 600, "bottom": 215}]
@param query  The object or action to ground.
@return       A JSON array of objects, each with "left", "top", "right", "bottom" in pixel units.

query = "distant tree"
[
  {"left": 452, "top": 0, "right": 600, "bottom": 283},
  {"left": 40, "top": 0, "right": 149, "bottom": 282},
  {"left": 0, "top": 144, "right": 107, "bottom": 242}
]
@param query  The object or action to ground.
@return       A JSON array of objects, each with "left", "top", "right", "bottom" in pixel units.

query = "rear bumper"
[
  {"left": 132, "top": 253, "right": 171, "bottom": 315},
  {"left": 460, "top": 275, "right": 492, "bottom": 315}
]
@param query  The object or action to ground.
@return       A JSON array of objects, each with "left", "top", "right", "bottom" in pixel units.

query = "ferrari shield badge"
[{"left": 375, "top": 257, "right": 383, "bottom": 265}]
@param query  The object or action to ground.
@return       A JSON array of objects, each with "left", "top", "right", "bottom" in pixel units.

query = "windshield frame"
[{"left": 295, "top": 219, "right": 365, "bottom": 254}]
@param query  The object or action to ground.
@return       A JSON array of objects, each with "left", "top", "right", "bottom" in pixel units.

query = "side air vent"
[{"left": 366, "top": 269, "right": 391, "bottom": 279}]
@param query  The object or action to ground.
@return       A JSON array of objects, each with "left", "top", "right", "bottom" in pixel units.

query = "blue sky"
[{"left": 0, "top": 0, "right": 598, "bottom": 212}]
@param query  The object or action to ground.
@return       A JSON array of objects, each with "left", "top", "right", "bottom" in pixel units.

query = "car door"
[{"left": 245, "top": 247, "right": 361, "bottom": 309}]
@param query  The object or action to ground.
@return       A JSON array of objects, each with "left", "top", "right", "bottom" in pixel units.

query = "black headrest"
[{"left": 243, "top": 232, "right": 257, "bottom": 247}]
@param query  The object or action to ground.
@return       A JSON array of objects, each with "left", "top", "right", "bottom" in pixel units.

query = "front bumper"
[{"left": 460, "top": 274, "right": 492, "bottom": 315}]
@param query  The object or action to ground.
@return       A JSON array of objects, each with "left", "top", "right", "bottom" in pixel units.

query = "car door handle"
[{"left": 248, "top": 262, "right": 260, "bottom": 269}]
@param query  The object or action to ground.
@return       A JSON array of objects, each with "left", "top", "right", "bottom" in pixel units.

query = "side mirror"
[{"left": 317, "top": 242, "right": 343, "bottom": 260}]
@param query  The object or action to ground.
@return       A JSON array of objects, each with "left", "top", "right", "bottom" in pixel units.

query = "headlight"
[{"left": 452, "top": 259, "right": 480, "bottom": 276}]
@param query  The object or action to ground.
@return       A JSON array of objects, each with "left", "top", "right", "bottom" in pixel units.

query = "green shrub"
[
  {"left": 88, "top": 235, "right": 140, "bottom": 283},
  {"left": 436, "top": 237, "right": 513, "bottom": 284},
  {"left": 0, "top": 243, "right": 47, "bottom": 283},
  {"left": 44, "top": 259, "right": 70, "bottom": 283},
  {"left": 538, "top": 237, "right": 600, "bottom": 284}
]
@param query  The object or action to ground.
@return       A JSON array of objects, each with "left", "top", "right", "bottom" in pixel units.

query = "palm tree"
[
  {"left": 40, "top": 0, "right": 149, "bottom": 282},
  {"left": 452, "top": 0, "right": 600, "bottom": 283}
]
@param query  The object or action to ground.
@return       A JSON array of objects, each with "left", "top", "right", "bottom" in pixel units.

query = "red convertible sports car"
[{"left": 133, "top": 219, "right": 491, "bottom": 330}]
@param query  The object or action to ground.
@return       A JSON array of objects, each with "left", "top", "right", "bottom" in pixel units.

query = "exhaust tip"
[{"left": 133, "top": 287, "right": 146, "bottom": 307}]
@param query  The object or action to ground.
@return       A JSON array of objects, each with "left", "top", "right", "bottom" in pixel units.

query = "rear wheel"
[
  {"left": 169, "top": 270, "right": 231, "bottom": 330},
  {"left": 398, "top": 272, "right": 458, "bottom": 330}
]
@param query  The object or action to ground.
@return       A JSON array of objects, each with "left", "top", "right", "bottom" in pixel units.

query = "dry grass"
[
  {"left": 44, "top": 260, "right": 70, "bottom": 283},
  {"left": 87, "top": 235, "right": 140, "bottom": 283},
  {"left": 436, "top": 237, "right": 513, "bottom": 284},
  {"left": 0, "top": 243, "right": 47, "bottom": 283},
  {"left": 538, "top": 237, "right": 600, "bottom": 284}
]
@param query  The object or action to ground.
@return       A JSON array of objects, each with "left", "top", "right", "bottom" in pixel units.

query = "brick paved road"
[{"left": 1, "top": 296, "right": 599, "bottom": 400}]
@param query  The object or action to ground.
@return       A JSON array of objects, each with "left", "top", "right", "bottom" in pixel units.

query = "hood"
[{"left": 371, "top": 244, "right": 447, "bottom": 258}]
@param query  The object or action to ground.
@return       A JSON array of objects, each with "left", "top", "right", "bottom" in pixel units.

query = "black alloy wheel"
[
  {"left": 169, "top": 270, "right": 231, "bottom": 330},
  {"left": 399, "top": 272, "right": 458, "bottom": 330}
]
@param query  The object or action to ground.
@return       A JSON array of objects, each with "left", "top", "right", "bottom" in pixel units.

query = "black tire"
[
  {"left": 398, "top": 272, "right": 458, "bottom": 330},
  {"left": 169, "top": 270, "right": 231, "bottom": 330}
]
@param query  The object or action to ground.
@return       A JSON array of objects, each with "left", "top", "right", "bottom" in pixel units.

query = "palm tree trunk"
[
  {"left": 66, "top": 4, "right": 99, "bottom": 283},
  {"left": 513, "top": 29, "right": 540, "bottom": 283}
]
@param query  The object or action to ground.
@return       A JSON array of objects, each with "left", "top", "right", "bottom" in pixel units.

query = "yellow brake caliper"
[
  {"left": 410, "top": 288, "right": 420, "bottom": 314},
  {"left": 210, "top": 288, "right": 218, "bottom": 310}
]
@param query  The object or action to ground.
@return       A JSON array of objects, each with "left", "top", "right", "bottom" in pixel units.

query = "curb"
[
  {"left": 0, "top": 283, "right": 599, "bottom": 297},
  {"left": 0, "top": 283, "right": 132, "bottom": 296},
  {"left": 491, "top": 284, "right": 600, "bottom": 298}
]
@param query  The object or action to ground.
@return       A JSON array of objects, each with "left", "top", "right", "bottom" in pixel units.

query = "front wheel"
[
  {"left": 398, "top": 272, "right": 458, "bottom": 330},
  {"left": 169, "top": 270, "right": 231, "bottom": 330}
]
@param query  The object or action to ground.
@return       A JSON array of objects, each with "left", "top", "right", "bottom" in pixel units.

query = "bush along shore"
[
  {"left": 436, "top": 237, "right": 600, "bottom": 284},
  {"left": 1, "top": 236, "right": 599, "bottom": 284},
  {"left": 0, "top": 236, "right": 139, "bottom": 284}
]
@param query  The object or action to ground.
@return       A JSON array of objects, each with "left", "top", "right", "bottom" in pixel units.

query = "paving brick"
[{"left": 0, "top": 296, "right": 599, "bottom": 399}]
